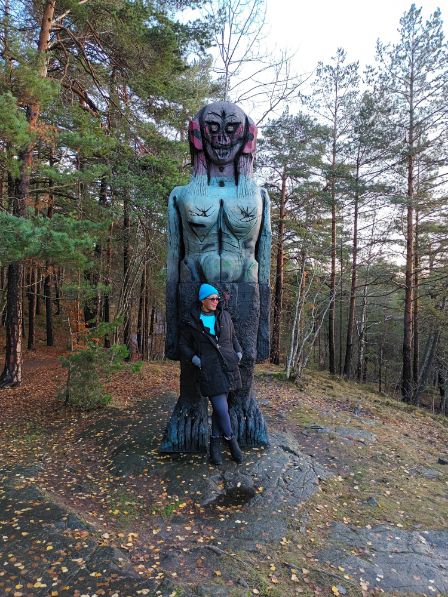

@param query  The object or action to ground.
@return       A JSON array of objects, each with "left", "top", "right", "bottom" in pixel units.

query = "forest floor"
[{"left": 0, "top": 343, "right": 448, "bottom": 597}]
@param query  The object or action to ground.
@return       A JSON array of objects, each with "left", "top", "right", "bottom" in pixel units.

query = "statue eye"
[
  {"left": 226, "top": 123, "right": 239, "bottom": 134},
  {"left": 209, "top": 122, "right": 220, "bottom": 133}
]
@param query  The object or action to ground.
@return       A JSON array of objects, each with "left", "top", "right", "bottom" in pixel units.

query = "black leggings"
[{"left": 209, "top": 393, "right": 233, "bottom": 438}]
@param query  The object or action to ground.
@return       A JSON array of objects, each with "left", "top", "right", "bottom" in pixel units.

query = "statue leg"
[
  {"left": 159, "top": 361, "right": 209, "bottom": 453},
  {"left": 224, "top": 282, "right": 269, "bottom": 447}
]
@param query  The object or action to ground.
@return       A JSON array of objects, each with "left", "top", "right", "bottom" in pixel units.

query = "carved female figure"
[{"left": 161, "top": 101, "right": 271, "bottom": 453}]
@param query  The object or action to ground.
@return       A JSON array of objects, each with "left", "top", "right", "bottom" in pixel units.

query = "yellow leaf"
[
  {"left": 214, "top": 570, "right": 222, "bottom": 576},
  {"left": 46, "top": 545, "right": 54, "bottom": 551},
  {"left": 291, "top": 573, "right": 299, "bottom": 582},
  {"left": 331, "top": 586, "right": 340, "bottom": 596},
  {"left": 61, "top": 567, "right": 68, "bottom": 573},
  {"left": 270, "top": 564, "right": 276, "bottom": 571}
]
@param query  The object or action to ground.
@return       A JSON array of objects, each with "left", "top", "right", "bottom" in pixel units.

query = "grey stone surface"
[
  {"left": 0, "top": 465, "right": 164, "bottom": 595},
  {"left": 334, "top": 426, "right": 377, "bottom": 443},
  {"left": 142, "top": 427, "right": 332, "bottom": 550},
  {"left": 304, "top": 424, "right": 377, "bottom": 443},
  {"left": 409, "top": 466, "right": 442, "bottom": 480},
  {"left": 305, "top": 423, "right": 332, "bottom": 433},
  {"left": 73, "top": 396, "right": 333, "bottom": 554},
  {"left": 363, "top": 496, "right": 379, "bottom": 507},
  {"left": 319, "top": 522, "right": 448, "bottom": 594}
]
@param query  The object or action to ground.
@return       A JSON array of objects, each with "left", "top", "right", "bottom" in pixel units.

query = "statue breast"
[{"left": 222, "top": 192, "right": 262, "bottom": 240}]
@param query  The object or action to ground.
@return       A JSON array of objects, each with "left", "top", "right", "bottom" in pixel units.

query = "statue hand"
[{"left": 236, "top": 351, "right": 243, "bottom": 363}]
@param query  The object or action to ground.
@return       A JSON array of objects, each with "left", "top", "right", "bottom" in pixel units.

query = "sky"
[
  {"left": 265, "top": 0, "right": 447, "bottom": 74},
  {"left": 179, "top": 0, "right": 448, "bottom": 121}
]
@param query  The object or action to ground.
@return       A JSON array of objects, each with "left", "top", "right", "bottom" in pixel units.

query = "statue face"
[{"left": 201, "top": 102, "right": 246, "bottom": 166}]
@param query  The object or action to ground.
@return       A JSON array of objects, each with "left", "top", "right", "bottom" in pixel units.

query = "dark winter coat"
[{"left": 178, "top": 303, "right": 242, "bottom": 397}]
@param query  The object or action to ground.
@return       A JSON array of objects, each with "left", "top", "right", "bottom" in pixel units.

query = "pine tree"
[
  {"left": 376, "top": 4, "right": 448, "bottom": 402},
  {"left": 258, "top": 110, "right": 328, "bottom": 365},
  {"left": 309, "top": 48, "right": 359, "bottom": 375},
  {"left": 0, "top": 0, "right": 56, "bottom": 387}
]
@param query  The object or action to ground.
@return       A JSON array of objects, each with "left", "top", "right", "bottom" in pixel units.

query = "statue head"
[{"left": 189, "top": 101, "right": 257, "bottom": 181}]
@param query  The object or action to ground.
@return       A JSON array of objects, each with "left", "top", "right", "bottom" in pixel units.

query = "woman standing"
[{"left": 179, "top": 283, "right": 243, "bottom": 465}]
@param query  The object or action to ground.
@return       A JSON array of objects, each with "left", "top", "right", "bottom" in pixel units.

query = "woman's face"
[{"left": 201, "top": 294, "right": 219, "bottom": 312}]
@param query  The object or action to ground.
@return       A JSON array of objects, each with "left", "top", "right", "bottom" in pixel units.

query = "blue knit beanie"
[{"left": 199, "top": 283, "right": 219, "bottom": 301}]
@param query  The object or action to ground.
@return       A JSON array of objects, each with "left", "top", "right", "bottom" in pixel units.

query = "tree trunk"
[
  {"left": 103, "top": 223, "right": 113, "bottom": 349},
  {"left": 401, "top": 75, "right": 414, "bottom": 403},
  {"left": 45, "top": 181, "right": 54, "bottom": 346},
  {"left": 338, "top": 225, "right": 344, "bottom": 375},
  {"left": 44, "top": 268, "right": 54, "bottom": 346},
  {"left": 270, "top": 168, "right": 287, "bottom": 365},
  {"left": 412, "top": 207, "right": 419, "bottom": 402},
  {"left": 137, "top": 268, "right": 145, "bottom": 355},
  {"left": 437, "top": 368, "right": 446, "bottom": 415},
  {"left": 0, "top": 263, "right": 23, "bottom": 387},
  {"left": 328, "top": 147, "right": 337, "bottom": 375},
  {"left": 144, "top": 264, "right": 151, "bottom": 359},
  {"left": 0, "top": 0, "right": 56, "bottom": 387},
  {"left": 343, "top": 158, "right": 360, "bottom": 377},
  {"left": 123, "top": 189, "right": 131, "bottom": 353},
  {"left": 285, "top": 251, "right": 307, "bottom": 379},
  {"left": 356, "top": 283, "right": 368, "bottom": 382},
  {"left": 1, "top": 175, "right": 23, "bottom": 386},
  {"left": 21, "top": 278, "right": 26, "bottom": 338},
  {"left": 54, "top": 267, "right": 61, "bottom": 315},
  {"left": 415, "top": 330, "right": 440, "bottom": 405},
  {"left": 27, "top": 266, "right": 37, "bottom": 350},
  {"left": 36, "top": 275, "right": 42, "bottom": 316},
  {"left": 378, "top": 340, "right": 383, "bottom": 393},
  {"left": 362, "top": 331, "right": 368, "bottom": 383}
]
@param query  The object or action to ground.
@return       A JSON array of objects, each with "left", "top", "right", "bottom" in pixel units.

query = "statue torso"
[{"left": 175, "top": 177, "right": 262, "bottom": 283}]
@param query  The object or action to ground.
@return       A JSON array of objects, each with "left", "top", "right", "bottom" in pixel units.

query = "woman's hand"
[{"left": 192, "top": 355, "right": 202, "bottom": 368}]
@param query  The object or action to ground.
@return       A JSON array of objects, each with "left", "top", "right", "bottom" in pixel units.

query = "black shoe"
[
  {"left": 209, "top": 436, "right": 223, "bottom": 465},
  {"left": 224, "top": 435, "right": 243, "bottom": 463}
]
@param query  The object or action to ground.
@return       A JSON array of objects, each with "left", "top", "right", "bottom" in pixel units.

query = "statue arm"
[
  {"left": 165, "top": 189, "right": 182, "bottom": 360},
  {"left": 257, "top": 188, "right": 272, "bottom": 284},
  {"left": 256, "top": 188, "right": 272, "bottom": 361},
  {"left": 230, "top": 315, "right": 243, "bottom": 354}
]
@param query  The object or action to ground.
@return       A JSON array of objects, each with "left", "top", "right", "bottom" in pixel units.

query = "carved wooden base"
[
  {"left": 161, "top": 281, "right": 270, "bottom": 453},
  {"left": 160, "top": 362, "right": 209, "bottom": 453},
  {"left": 159, "top": 397, "right": 209, "bottom": 453},
  {"left": 228, "top": 387, "right": 269, "bottom": 448}
]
